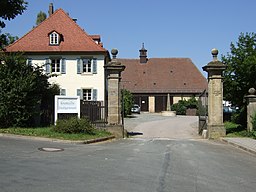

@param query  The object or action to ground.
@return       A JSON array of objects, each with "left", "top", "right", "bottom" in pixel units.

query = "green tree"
[
  {"left": 0, "top": 0, "right": 28, "bottom": 28},
  {"left": 222, "top": 32, "right": 256, "bottom": 125},
  {"left": 0, "top": 53, "right": 54, "bottom": 128},
  {"left": 0, "top": 0, "right": 27, "bottom": 49},
  {"left": 222, "top": 32, "right": 256, "bottom": 107},
  {"left": 0, "top": 32, "right": 18, "bottom": 49},
  {"left": 121, "top": 89, "right": 134, "bottom": 117},
  {"left": 36, "top": 11, "right": 47, "bottom": 26}
]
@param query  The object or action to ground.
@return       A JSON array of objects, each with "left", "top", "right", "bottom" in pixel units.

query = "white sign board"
[{"left": 54, "top": 96, "right": 80, "bottom": 124}]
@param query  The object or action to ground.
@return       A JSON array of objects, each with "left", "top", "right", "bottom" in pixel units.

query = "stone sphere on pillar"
[
  {"left": 211, "top": 48, "right": 219, "bottom": 61},
  {"left": 211, "top": 48, "right": 218, "bottom": 56},
  {"left": 248, "top": 88, "right": 256, "bottom": 95},
  {"left": 111, "top": 48, "right": 118, "bottom": 58}
]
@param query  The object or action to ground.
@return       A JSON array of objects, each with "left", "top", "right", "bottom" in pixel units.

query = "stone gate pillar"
[
  {"left": 104, "top": 49, "right": 125, "bottom": 137},
  {"left": 203, "top": 49, "right": 226, "bottom": 139},
  {"left": 245, "top": 88, "right": 256, "bottom": 132}
]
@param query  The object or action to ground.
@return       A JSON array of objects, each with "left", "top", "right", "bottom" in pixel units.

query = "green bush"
[
  {"left": 171, "top": 97, "right": 198, "bottom": 115},
  {"left": 225, "top": 121, "right": 242, "bottom": 134},
  {"left": 53, "top": 117, "right": 96, "bottom": 134},
  {"left": 186, "top": 97, "right": 198, "bottom": 109},
  {"left": 121, "top": 89, "right": 133, "bottom": 117},
  {"left": 251, "top": 112, "right": 256, "bottom": 131},
  {"left": 225, "top": 120, "right": 256, "bottom": 139},
  {"left": 229, "top": 130, "right": 256, "bottom": 139},
  {"left": 171, "top": 100, "right": 187, "bottom": 115}
]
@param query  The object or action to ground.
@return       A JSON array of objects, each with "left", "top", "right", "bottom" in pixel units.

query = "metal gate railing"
[
  {"left": 198, "top": 90, "right": 207, "bottom": 135},
  {"left": 80, "top": 100, "right": 107, "bottom": 128}
]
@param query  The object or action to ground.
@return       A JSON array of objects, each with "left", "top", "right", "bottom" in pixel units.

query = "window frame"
[
  {"left": 82, "top": 58, "right": 92, "bottom": 73},
  {"left": 51, "top": 58, "right": 61, "bottom": 73},
  {"left": 82, "top": 89, "right": 92, "bottom": 101},
  {"left": 77, "top": 57, "right": 97, "bottom": 74},
  {"left": 45, "top": 57, "right": 66, "bottom": 74},
  {"left": 49, "top": 32, "right": 59, "bottom": 45},
  {"left": 77, "top": 88, "right": 97, "bottom": 101}
]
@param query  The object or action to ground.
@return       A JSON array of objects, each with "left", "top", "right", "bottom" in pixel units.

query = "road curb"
[
  {"left": 83, "top": 136, "right": 116, "bottom": 144},
  {"left": 0, "top": 133, "right": 116, "bottom": 144},
  {"left": 221, "top": 138, "right": 256, "bottom": 155}
]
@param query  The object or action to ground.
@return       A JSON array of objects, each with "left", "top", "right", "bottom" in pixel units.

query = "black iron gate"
[
  {"left": 80, "top": 100, "right": 107, "bottom": 128},
  {"left": 198, "top": 90, "right": 207, "bottom": 135}
]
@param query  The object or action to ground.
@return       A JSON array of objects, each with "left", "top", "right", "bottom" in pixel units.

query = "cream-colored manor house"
[{"left": 5, "top": 7, "right": 110, "bottom": 103}]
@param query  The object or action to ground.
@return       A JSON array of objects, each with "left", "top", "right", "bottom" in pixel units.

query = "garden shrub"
[
  {"left": 171, "top": 100, "right": 187, "bottom": 115},
  {"left": 251, "top": 112, "right": 256, "bottom": 131},
  {"left": 53, "top": 117, "right": 96, "bottom": 134},
  {"left": 171, "top": 97, "right": 199, "bottom": 115},
  {"left": 121, "top": 89, "right": 133, "bottom": 117},
  {"left": 186, "top": 97, "right": 198, "bottom": 109}
]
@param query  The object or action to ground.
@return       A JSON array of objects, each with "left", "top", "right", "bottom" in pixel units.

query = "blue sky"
[{"left": 2, "top": 0, "right": 256, "bottom": 76}]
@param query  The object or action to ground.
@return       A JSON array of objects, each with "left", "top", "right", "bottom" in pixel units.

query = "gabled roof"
[
  {"left": 5, "top": 9, "right": 107, "bottom": 53},
  {"left": 119, "top": 58, "right": 207, "bottom": 94}
]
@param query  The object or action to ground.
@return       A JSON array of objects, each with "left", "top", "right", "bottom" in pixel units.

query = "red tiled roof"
[
  {"left": 119, "top": 58, "right": 207, "bottom": 94},
  {"left": 5, "top": 9, "right": 107, "bottom": 53}
]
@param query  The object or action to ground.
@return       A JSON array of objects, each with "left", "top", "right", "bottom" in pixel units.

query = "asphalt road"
[{"left": 1, "top": 114, "right": 256, "bottom": 192}]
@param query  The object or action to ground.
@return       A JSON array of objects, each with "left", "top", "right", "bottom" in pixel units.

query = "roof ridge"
[
  {"left": 118, "top": 57, "right": 191, "bottom": 60},
  {"left": 150, "top": 57, "right": 191, "bottom": 59}
]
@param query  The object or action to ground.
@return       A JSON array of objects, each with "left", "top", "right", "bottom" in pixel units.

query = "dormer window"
[{"left": 49, "top": 32, "right": 59, "bottom": 45}]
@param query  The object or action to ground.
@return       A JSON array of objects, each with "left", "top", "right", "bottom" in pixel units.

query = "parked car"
[
  {"left": 223, "top": 106, "right": 237, "bottom": 113},
  {"left": 223, "top": 106, "right": 238, "bottom": 122},
  {"left": 131, "top": 104, "right": 141, "bottom": 114}
]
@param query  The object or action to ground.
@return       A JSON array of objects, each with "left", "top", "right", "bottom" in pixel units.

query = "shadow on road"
[{"left": 127, "top": 131, "right": 143, "bottom": 136}]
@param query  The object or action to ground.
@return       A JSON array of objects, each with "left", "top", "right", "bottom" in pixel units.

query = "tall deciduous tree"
[
  {"left": 0, "top": 32, "right": 18, "bottom": 49},
  {"left": 0, "top": 0, "right": 27, "bottom": 49},
  {"left": 222, "top": 32, "right": 256, "bottom": 107},
  {"left": 222, "top": 32, "right": 256, "bottom": 125},
  {"left": 36, "top": 11, "right": 47, "bottom": 25},
  {"left": 0, "top": 53, "right": 58, "bottom": 128},
  {"left": 0, "top": 0, "right": 28, "bottom": 28}
]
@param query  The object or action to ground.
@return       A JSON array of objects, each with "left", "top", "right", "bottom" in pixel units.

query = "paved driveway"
[{"left": 124, "top": 113, "right": 200, "bottom": 139}]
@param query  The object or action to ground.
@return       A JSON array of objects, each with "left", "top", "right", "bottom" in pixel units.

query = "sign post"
[{"left": 54, "top": 96, "right": 80, "bottom": 124}]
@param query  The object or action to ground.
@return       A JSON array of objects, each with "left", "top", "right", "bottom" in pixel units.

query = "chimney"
[
  {"left": 139, "top": 43, "right": 148, "bottom": 63},
  {"left": 48, "top": 3, "right": 54, "bottom": 16}
]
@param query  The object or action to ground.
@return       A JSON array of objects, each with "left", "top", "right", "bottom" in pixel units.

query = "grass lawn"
[
  {"left": 0, "top": 127, "right": 113, "bottom": 141},
  {"left": 225, "top": 121, "right": 256, "bottom": 139}
]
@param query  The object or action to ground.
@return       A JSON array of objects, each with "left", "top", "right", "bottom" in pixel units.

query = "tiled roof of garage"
[
  {"left": 5, "top": 9, "right": 107, "bottom": 53},
  {"left": 119, "top": 58, "right": 207, "bottom": 94}
]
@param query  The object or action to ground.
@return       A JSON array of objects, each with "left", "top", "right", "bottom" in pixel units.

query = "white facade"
[{"left": 28, "top": 54, "right": 105, "bottom": 102}]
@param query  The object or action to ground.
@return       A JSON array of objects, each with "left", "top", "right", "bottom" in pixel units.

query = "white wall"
[
  {"left": 28, "top": 54, "right": 105, "bottom": 101},
  {"left": 173, "top": 95, "right": 199, "bottom": 104}
]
